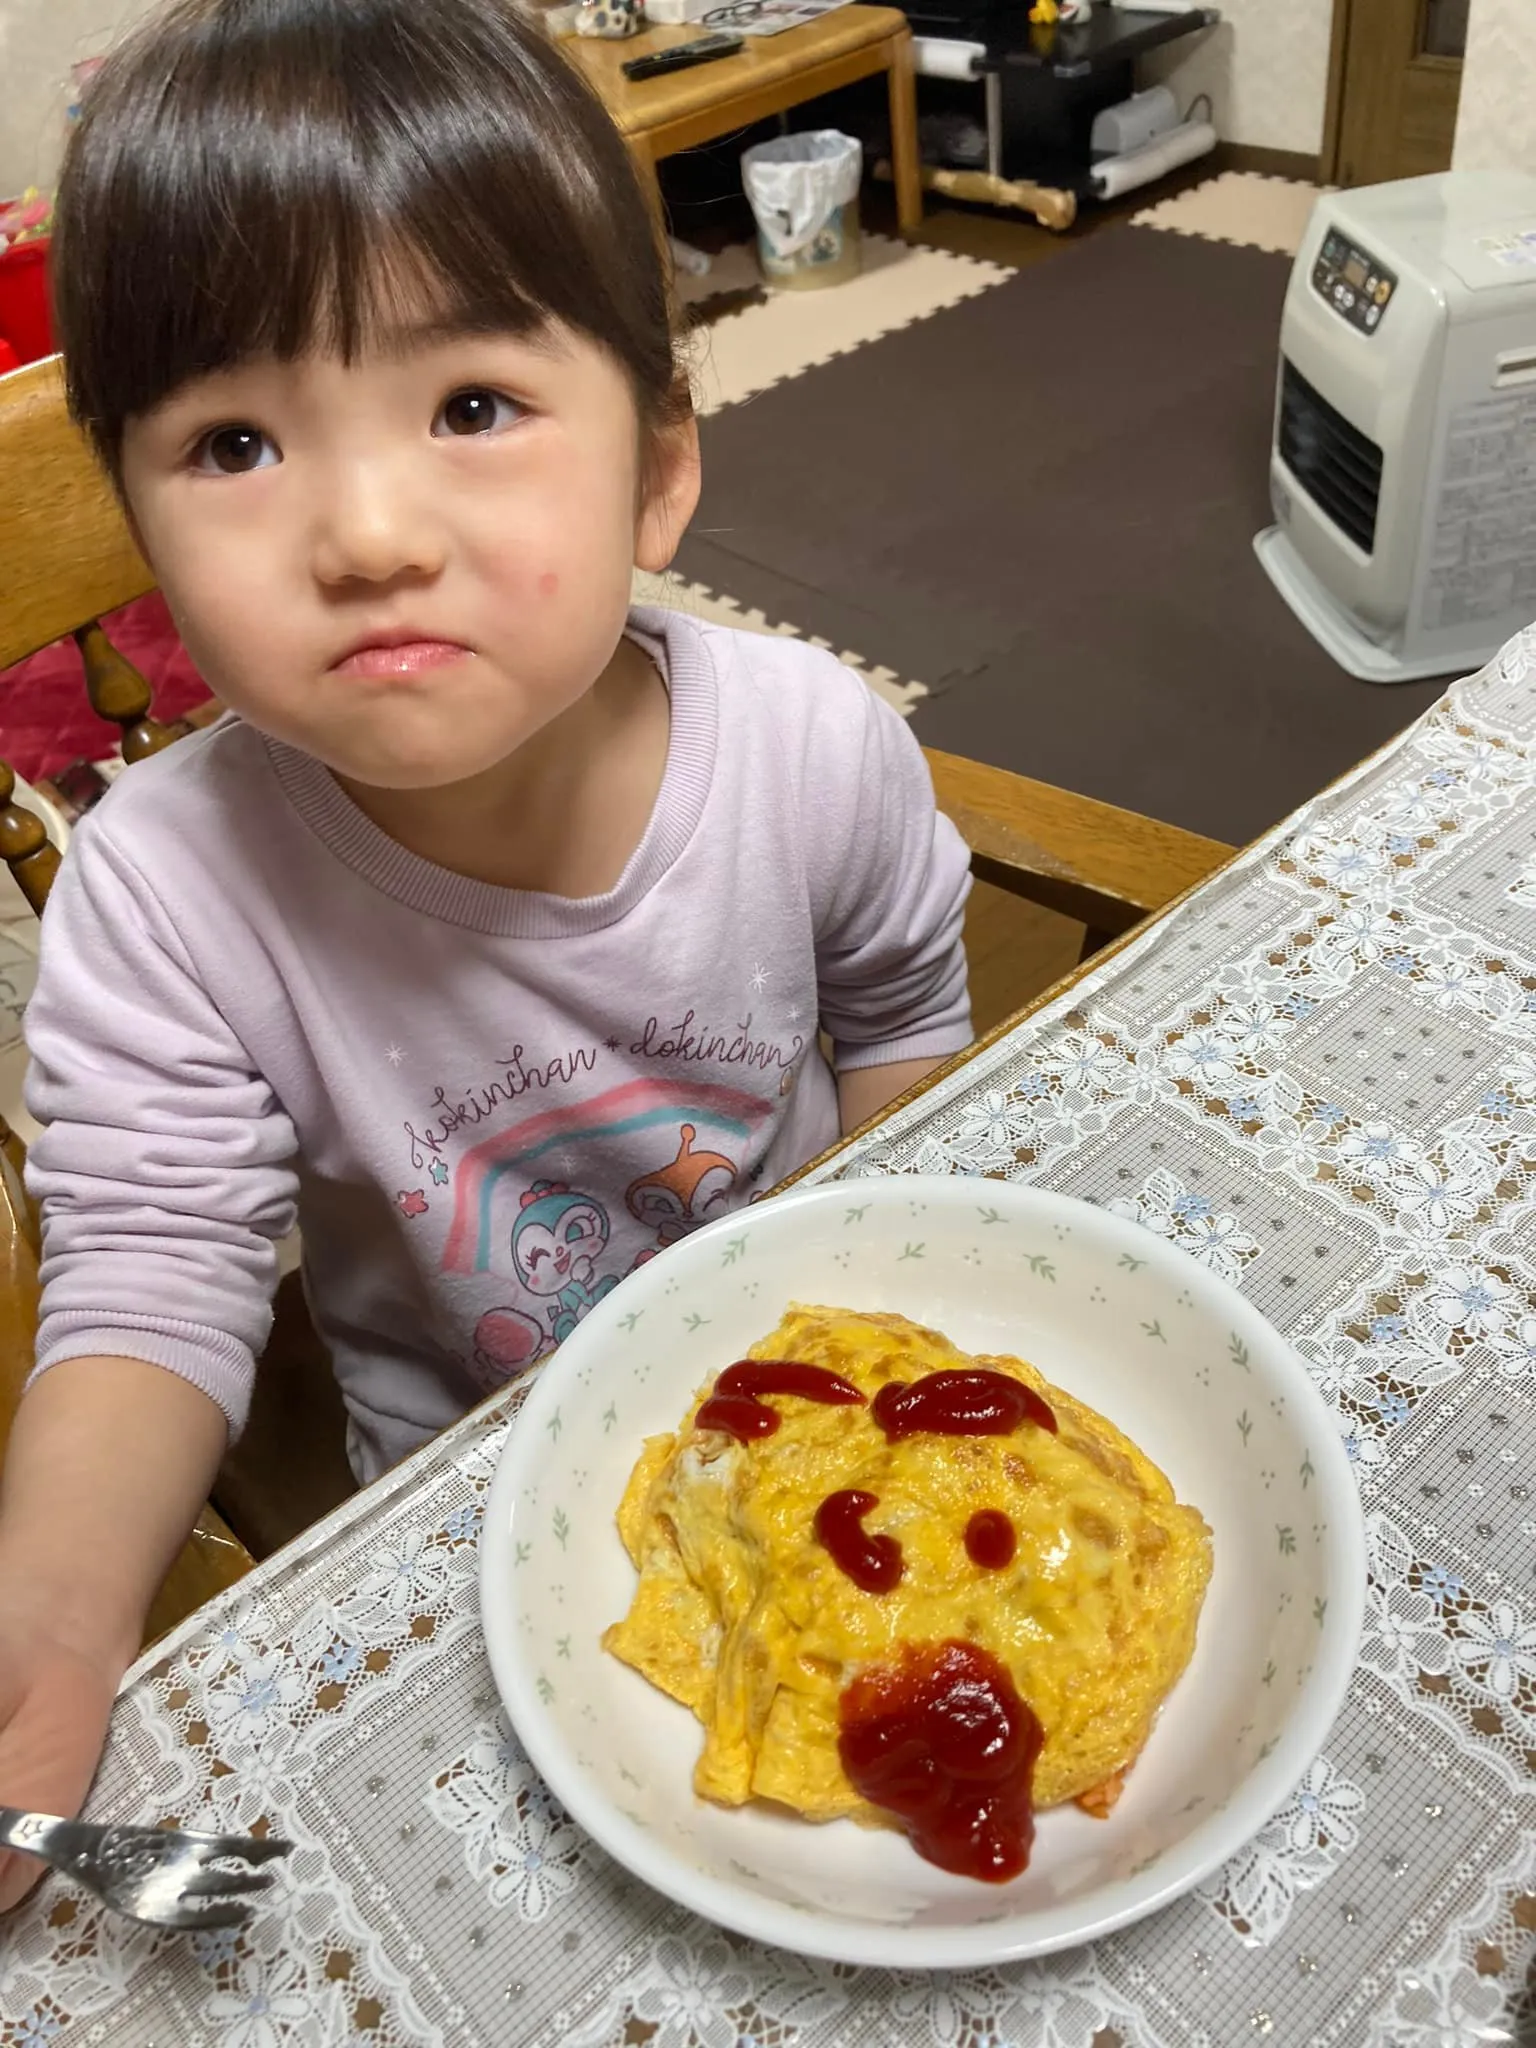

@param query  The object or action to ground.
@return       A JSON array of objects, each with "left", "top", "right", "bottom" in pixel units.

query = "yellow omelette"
[{"left": 604, "top": 1305, "right": 1212, "bottom": 1836}]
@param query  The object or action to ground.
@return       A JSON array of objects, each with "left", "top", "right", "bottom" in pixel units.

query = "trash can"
[{"left": 742, "top": 130, "right": 862, "bottom": 291}]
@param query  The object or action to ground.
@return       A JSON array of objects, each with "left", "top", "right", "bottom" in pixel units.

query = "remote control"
[{"left": 622, "top": 32, "right": 744, "bottom": 79}]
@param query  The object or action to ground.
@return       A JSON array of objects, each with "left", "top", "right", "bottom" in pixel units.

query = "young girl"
[{"left": 0, "top": 0, "right": 971, "bottom": 1905}]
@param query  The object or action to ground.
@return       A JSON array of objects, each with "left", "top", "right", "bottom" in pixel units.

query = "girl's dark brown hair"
[{"left": 52, "top": 0, "right": 686, "bottom": 486}]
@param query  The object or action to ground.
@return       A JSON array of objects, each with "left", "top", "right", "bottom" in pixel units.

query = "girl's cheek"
[{"left": 538, "top": 571, "right": 560, "bottom": 598}]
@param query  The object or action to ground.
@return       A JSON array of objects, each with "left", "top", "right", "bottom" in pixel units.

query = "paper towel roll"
[
  {"left": 1089, "top": 119, "right": 1216, "bottom": 200},
  {"left": 913, "top": 35, "right": 985, "bottom": 80}
]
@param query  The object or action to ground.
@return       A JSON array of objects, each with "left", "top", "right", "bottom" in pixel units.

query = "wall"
[
  {"left": 1, "top": 0, "right": 160, "bottom": 199},
  {"left": 1142, "top": 0, "right": 1334, "bottom": 161},
  {"left": 1453, "top": 0, "right": 1536, "bottom": 174}
]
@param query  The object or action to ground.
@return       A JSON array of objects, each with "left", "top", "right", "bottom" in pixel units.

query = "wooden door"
[{"left": 1326, "top": 0, "right": 1467, "bottom": 187}]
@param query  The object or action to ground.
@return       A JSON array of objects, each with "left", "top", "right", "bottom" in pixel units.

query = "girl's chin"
[{"left": 321, "top": 743, "right": 527, "bottom": 794}]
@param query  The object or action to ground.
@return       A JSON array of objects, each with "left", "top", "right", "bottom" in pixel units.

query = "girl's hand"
[
  {"left": 0, "top": 1357, "right": 233, "bottom": 1915},
  {"left": 0, "top": 1607, "right": 121, "bottom": 1912}
]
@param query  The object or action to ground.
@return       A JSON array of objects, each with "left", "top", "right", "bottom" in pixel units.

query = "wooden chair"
[{"left": 0, "top": 349, "right": 1233, "bottom": 1640}]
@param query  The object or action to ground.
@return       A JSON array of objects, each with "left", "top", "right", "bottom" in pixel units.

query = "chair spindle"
[
  {"left": 74, "top": 621, "right": 192, "bottom": 763},
  {"left": 0, "top": 760, "right": 61, "bottom": 916}
]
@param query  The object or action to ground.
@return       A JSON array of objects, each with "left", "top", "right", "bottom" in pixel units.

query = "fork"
[{"left": 0, "top": 1806, "right": 292, "bottom": 1930}]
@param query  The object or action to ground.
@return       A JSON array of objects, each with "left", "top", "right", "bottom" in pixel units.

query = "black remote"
[{"left": 622, "top": 32, "right": 744, "bottom": 78}]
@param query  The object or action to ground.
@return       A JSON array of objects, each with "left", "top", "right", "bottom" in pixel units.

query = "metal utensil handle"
[{"left": 0, "top": 1805, "right": 65, "bottom": 1857}]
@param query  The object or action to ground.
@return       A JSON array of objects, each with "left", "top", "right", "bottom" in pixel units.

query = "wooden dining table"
[
  {"left": 565, "top": 4, "right": 923, "bottom": 235},
  {"left": 4, "top": 638, "right": 1536, "bottom": 2043}
]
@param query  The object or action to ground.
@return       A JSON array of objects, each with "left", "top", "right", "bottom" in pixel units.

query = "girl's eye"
[
  {"left": 434, "top": 388, "right": 522, "bottom": 438},
  {"left": 193, "top": 425, "right": 277, "bottom": 475}
]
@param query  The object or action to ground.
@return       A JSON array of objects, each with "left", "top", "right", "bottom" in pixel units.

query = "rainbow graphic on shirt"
[{"left": 439, "top": 1076, "right": 772, "bottom": 1278}]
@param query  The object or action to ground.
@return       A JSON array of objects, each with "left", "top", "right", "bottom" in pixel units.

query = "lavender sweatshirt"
[{"left": 24, "top": 610, "right": 972, "bottom": 1480}]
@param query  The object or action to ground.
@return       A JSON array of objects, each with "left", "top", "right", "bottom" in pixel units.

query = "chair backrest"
[
  {"left": 0, "top": 354, "right": 190, "bottom": 917},
  {"left": 0, "top": 356, "right": 155, "bottom": 669}
]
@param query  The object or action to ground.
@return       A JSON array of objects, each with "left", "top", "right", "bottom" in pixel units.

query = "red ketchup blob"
[
  {"left": 838, "top": 1640, "right": 1044, "bottom": 1881},
  {"left": 695, "top": 1359, "right": 864, "bottom": 1442},
  {"left": 814, "top": 1489, "right": 904, "bottom": 1592},
  {"left": 964, "top": 1508, "right": 1017, "bottom": 1570},
  {"left": 872, "top": 1369, "right": 1057, "bottom": 1441}
]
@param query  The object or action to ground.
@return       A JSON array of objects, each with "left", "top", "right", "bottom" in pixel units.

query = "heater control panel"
[{"left": 1313, "top": 230, "right": 1398, "bottom": 335}]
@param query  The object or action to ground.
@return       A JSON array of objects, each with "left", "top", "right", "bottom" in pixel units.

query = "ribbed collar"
[{"left": 262, "top": 608, "right": 717, "bottom": 939}]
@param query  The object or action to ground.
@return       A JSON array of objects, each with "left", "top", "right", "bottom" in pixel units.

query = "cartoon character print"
[
  {"left": 626, "top": 1123, "right": 739, "bottom": 1260},
  {"left": 446, "top": 1085, "right": 773, "bottom": 1388},
  {"left": 472, "top": 1179, "right": 622, "bottom": 1382},
  {"left": 513, "top": 1180, "right": 621, "bottom": 1340},
  {"left": 471, "top": 1301, "right": 547, "bottom": 1385}
]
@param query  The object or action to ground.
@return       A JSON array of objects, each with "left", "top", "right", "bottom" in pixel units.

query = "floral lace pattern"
[
  {"left": 424, "top": 1721, "right": 586, "bottom": 1920},
  {"left": 5, "top": 638, "right": 1536, "bottom": 2044}
]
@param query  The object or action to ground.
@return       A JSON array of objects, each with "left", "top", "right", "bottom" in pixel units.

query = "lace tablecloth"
[{"left": 5, "top": 637, "right": 1536, "bottom": 2048}]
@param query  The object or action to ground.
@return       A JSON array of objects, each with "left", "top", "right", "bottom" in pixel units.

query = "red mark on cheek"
[{"left": 538, "top": 572, "right": 560, "bottom": 597}]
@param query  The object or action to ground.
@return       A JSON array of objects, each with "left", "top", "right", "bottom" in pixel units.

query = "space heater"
[{"left": 1255, "top": 170, "right": 1536, "bottom": 683}]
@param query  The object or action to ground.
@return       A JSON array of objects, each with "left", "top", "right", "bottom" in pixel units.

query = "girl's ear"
[{"left": 634, "top": 406, "right": 701, "bottom": 574}]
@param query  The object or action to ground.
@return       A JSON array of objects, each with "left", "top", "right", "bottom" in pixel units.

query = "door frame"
[
  {"left": 1321, "top": 0, "right": 1465, "bottom": 185},
  {"left": 1320, "top": 0, "right": 1354, "bottom": 184}
]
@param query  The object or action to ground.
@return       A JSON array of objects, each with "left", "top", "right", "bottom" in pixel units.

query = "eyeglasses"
[{"left": 702, "top": 2, "right": 772, "bottom": 23}]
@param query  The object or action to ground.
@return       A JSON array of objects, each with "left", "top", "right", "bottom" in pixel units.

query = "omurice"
[{"left": 603, "top": 1304, "right": 1212, "bottom": 1880}]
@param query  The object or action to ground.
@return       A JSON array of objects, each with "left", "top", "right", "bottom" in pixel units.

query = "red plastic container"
[{"left": 0, "top": 237, "right": 54, "bottom": 365}]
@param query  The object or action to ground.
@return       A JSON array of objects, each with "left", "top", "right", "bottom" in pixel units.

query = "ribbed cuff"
[
  {"left": 833, "top": 1021, "right": 975, "bottom": 1073},
  {"left": 29, "top": 1315, "right": 257, "bottom": 1437}
]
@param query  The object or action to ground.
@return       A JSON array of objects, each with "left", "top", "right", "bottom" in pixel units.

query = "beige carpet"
[
  {"left": 1131, "top": 169, "right": 1325, "bottom": 256},
  {"left": 679, "top": 232, "right": 1009, "bottom": 413}
]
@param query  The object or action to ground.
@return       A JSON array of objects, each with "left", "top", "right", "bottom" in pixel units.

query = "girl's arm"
[
  {"left": 23, "top": 816, "right": 298, "bottom": 1435},
  {"left": 837, "top": 1055, "right": 944, "bottom": 1136},
  {"left": 0, "top": 1355, "right": 228, "bottom": 1911},
  {"left": 1, "top": 804, "right": 300, "bottom": 1911},
  {"left": 794, "top": 655, "right": 974, "bottom": 1095}
]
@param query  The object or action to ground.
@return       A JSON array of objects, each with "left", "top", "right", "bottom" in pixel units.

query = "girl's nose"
[{"left": 311, "top": 458, "right": 447, "bottom": 586}]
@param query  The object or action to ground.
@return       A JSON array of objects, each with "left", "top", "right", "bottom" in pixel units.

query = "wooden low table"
[{"left": 566, "top": 4, "right": 922, "bottom": 235}]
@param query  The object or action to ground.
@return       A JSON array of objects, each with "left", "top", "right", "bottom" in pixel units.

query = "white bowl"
[{"left": 479, "top": 1177, "right": 1365, "bottom": 1968}]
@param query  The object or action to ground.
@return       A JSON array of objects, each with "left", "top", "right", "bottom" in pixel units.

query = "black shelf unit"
[{"left": 897, "top": 2, "right": 1220, "bottom": 192}]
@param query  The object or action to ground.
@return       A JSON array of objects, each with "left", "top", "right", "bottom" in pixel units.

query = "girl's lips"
[{"left": 330, "top": 640, "right": 472, "bottom": 678}]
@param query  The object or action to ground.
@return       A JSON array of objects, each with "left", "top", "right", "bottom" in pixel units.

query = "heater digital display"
[{"left": 1312, "top": 230, "right": 1397, "bottom": 335}]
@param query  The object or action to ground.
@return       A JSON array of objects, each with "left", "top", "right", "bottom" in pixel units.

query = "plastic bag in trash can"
[{"left": 741, "top": 130, "right": 862, "bottom": 263}]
